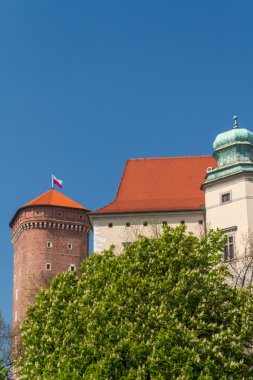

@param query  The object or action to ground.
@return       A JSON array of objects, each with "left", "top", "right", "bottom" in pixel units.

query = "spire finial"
[{"left": 233, "top": 115, "right": 238, "bottom": 129}]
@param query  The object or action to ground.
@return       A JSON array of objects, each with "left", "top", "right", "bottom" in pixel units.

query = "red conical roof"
[
  {"left": 10, "top": 189, "right": 90, "bottom": 227},
  {"left": 24, "top": 189, "right": 89, "bottom": 210}
]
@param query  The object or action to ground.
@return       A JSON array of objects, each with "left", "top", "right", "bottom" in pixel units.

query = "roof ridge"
[{"left": 127, "top": 155, "right": 213, "bottom": 161}]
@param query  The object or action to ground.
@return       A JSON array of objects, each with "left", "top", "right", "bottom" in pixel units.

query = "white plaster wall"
[
  {"left": 244, "top": 177, "right": 253, "bottom": 234},
  {"left": 92, "top": 212, "right": 204, "bottom": 254},
  {"left": 205, "top": 175, "right": 250, "bottom": 256}
]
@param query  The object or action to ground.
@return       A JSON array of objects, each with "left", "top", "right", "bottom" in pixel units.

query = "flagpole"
[{"left": 51, "top": 174, "right": 54, "bottom": 189}]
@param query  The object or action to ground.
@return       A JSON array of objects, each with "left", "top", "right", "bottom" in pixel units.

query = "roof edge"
[
  {"left": 89, "top": 207, "right": 204, "bottom": 217},
  {"left": 9, "top": 204, "right": 91, "bottom": 228}
]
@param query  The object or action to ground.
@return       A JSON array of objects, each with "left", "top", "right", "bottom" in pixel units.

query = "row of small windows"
[
  {"left": 45, "top": 263, "right": 76, "bottom": 271},
  {"left": 108, "top": 220, "right": 204, "bottom": 228},
  {"left": 35, "top": 210, "right": 84, "bottom": 219},
  {"left": 47, "top": 241, "right": 73, "bottom": 250}
]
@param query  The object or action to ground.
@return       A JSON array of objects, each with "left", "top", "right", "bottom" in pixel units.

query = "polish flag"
[{"left": 53, "top": 175, "right": 63, "bottom": 188}]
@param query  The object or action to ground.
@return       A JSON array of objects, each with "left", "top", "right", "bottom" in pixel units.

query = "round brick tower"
[{"left": 10, "top": 189, "right": 91, "bottom": 329}]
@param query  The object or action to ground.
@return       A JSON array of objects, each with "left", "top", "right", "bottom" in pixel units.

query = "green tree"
[
  {"left": 18, "top": 226, "right": 253, "bottom": 379},
  {"left": 0, "top": 311, "right": 11, "bottom": 379}
]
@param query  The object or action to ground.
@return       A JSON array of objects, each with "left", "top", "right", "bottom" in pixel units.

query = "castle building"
[
  {"left": 90, "top": 117, "right": 253, "bottom": 264},
  {"left": 89, "top": 156, "right": 216, "bottom": 253},
  {"left": 10, "top": 189, "right": 91, "bottom": 329},
  {"left": 10, "top": 116, "right": 253, "bottom": 343}
]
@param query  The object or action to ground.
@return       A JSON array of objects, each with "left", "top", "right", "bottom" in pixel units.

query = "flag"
[{"left": 52, "top": 175, "right": 63, "bottom": 188}]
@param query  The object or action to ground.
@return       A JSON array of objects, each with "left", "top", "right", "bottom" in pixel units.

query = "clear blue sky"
[{"left": 1, "top": 0, "right": 253, "bottom": 324}]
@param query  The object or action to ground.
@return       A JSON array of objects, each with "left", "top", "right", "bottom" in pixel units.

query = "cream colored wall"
[
  {"left": 92, "top": 212, "right": 204, "bottom": 254},
  {"left": 205, "top": 175, "right": 251, "bottom": 256},
  {"left": 244, "top": 177, "right": 253, "bottom": 235}
]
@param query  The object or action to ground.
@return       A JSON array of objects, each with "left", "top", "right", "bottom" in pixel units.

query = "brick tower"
[{"left": 10, "top": 189, "right": 91, "bottom": 330}]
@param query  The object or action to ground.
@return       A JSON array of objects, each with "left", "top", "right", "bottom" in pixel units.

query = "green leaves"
[{"left": 18, "top": 226, "right": 253, "bottom": 379}]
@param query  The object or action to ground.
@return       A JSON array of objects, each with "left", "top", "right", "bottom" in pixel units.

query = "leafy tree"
[
  {"left": 0, "top": 311, "right": 11, "bottom": 379},
  {"left": 18, "top": 226, "right": 253, "bottom": 379},
  {"left": 0, "top": 358, "right": 9, "bottom": 380}
]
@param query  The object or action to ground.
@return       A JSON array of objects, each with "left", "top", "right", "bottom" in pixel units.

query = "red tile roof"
[
  {"left": 10, "top": 189, "right": 90, "bottom": 226},
  {"left": 91, "top": 156, "right": 216, "bottom": 214},
  {"left": 23, "top": 189, "right": 89, "bottom": 210}
]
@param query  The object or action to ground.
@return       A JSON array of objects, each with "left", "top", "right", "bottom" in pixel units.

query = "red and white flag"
[{"left": 52, "top": 175, "right": 63, "bottom": 188}]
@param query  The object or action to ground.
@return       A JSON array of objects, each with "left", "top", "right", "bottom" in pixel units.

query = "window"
[
  {"left": 122, "top": 242, "right": 132, "bottom": 247},
  {"left": 224, "top": 235, "right": 235, "bottom": 261},
  {"left": 67, "top": 243, "right": 73, "bottom": 250},
  {"left": 180, "top": 220, "right": 185, "bottom": 225},
  {"left": 15, "top": 311, "right": 18, "bottom": 322},
  {"left": 47, "top": 241, "right": 53, "bottom": 249},
  {"left": 69, "top": 264, "right": 76, "bottom": 272},
  {"left": 126, "top": 222, "right": 130, "bottom": 227},
  {"left": 143, "top": 221, "right": 148, "bottom": 227},
  {"left": 45, "top": 263, "right": 51, "bottom": 271},
  {"left": 162, "top": 221, "right": 167, "bottom": 226},
  {"left": 221, "top": 192, "right": 231, "bottom": 204},
  {"left": 198, "top": 220, "right": 203, "bottom": 225},
  {"left": 108, "top": 223, "right": 113, "bottom": 228},
  {"left": 16, "top": 289, "right": 18, "bottom": 301}
]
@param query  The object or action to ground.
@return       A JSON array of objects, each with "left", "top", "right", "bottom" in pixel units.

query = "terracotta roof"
[
  {"left": 23, "top": 189, "right": 89, "bottom": 210},
  {"left": 90, "top": 156, "right": 217, "bottom": 215},
  {"left": 10, "top": 189, "right": 90, "bottom": 226}
]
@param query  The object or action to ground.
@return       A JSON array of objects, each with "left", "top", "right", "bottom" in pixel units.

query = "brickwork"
[{"left": 11, "top": 204, "right": 90, "bottom": 328}]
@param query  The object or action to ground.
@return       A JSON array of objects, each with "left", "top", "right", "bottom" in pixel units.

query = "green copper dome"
[
  {"left": 213, "top": 128, "right": 253, "bottom": 150},
  {"left": 204, "top": 116, "right": 253, "bottom": 183}
]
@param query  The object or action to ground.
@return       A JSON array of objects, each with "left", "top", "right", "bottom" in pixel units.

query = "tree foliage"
[
  {"left": 0, "top": 311, "right": 11, "bottom": 379},
  {"left": 19, "top": 226, "right": 253, "bottom": 379}
]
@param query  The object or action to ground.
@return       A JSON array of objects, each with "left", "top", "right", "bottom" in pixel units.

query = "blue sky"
[{"left": 1, "top": 0, "right": 253, "bottom": 324}]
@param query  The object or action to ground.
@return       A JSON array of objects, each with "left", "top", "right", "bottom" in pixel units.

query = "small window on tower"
[
  {"left": 79, "top": 215, "right": 83, "bottom": 219},
  {"left": 221, "top": 192, "right": 231, "bottom": 204},
  {"left": 162, "top": 221, "right": 167, "bottom": 226},
  {"left": 108, "top": 223, "right": 113, "bottom": 228},
  {"left": 181, "top": 220, "right": 185, "bottom": 225},
  {"left": 67, "top": 243, "right": 73, "bottom": 250},
  {"left": 143, "top": 221, "right": 148, "bottom": 227},
  {"left": 45, "top": 263, "right": 51, "bottom": 271},
  {"left": 69, "top": 264, "right": 76, "bottom": 272},
  {"left": 198, "top": 220, "right": 203, "bottom": 225},
  {"left": 47, "top": 241, "right": 53, "bottom": 249},
  {"left": 126, "top": 222, "right": 130, "bottom": 227}
]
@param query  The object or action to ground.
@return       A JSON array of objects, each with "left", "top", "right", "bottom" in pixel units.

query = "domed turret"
[
  {"left": 205, "top": 116, "right": 253, "bottom": 182},
  {"left": 213, "top": 128, "right": 253, "bottom": 150}
]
